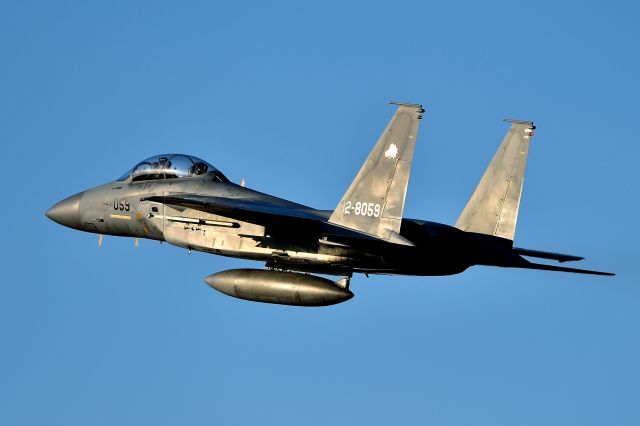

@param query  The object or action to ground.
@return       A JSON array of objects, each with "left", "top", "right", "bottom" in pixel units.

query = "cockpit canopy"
[{"left": 117, "top": 154, "right": 228, "bottom": 182}]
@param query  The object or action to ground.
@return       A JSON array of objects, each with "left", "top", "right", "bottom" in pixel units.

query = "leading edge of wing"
[{"left": 140, "top": 193, "right": 326, "bottom": 224}]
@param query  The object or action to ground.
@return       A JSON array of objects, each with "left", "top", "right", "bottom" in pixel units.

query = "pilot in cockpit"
[
  {"left": 149, "top": 157, "right": 171, "bottom": 179},
  {"left": 193, "top": 161, "right": 208, "bottom": 175},
  {"left": 158, "top": 157, "right": 171, "bottom": 169}
]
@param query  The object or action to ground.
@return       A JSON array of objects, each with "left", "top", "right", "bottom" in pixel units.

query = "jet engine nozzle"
[{"left": 204, "top": 269, "right": 354, "bottom": 307}]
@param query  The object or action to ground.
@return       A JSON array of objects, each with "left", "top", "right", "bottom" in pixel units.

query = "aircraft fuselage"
[{"left": 48, "top": 177, "right": 477, "bottom": 277}]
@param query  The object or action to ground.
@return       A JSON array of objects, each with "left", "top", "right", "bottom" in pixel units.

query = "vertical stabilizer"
[
  {"left": 454, "top": 119, "right": 535, "bottom": 241},
  {"left": 328, "top": 103, "right": 423, "bottom": 243}
]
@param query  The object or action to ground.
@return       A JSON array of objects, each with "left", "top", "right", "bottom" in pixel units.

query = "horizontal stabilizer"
[
  {"left": 513, "top": 247, "right": 584, "bottom": 263},
  {"left": 511, "top": 259, "right": 614, "bottom": 276}
]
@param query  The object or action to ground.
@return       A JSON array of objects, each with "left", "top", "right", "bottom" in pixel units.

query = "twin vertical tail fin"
[
  {"left": 454, "top": 119, "right": 536, "bottom": 241},
  {"left": 329, "top": 111, "right": 533, "bottom": 244},
  {"left": 328, "top": 102, "right": 424, "bottom": 244},
  {"left": 455, "top": 120, "right": 614, "bottom": 276}
]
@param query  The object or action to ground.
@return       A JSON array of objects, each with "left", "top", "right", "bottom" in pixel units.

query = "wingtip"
[
  {"left": 503, "top": 118, "right": 535, "bottom": 126},
  {"left": 388, "top": 101, "right": 424, "bottom": 110},
  {"left": 558, "top": 256, "right": 585, "bottom": 263}
]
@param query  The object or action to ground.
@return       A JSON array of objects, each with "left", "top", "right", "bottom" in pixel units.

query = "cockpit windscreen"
[{"left": 117, "top": 154, "right": 226, "bottom": 182}]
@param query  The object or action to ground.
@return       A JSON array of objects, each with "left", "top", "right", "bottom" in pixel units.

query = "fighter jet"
[{"left": 46, "top": 102, "right": 614, "bottom": 306}]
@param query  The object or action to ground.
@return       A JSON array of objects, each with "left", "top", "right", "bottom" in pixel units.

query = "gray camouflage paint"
[
  {"left": 46, "top": 104, "right": 613, "bottom": 306},
  {"left": 329, "top": 103, "right": 422, "bottom": 243},
  {"left": 455, "top": 120, "right": 534, "bottom": 240}
]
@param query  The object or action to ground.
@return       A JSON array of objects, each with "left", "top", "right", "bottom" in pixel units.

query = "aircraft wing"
[
  {"left": 140, "top": 193, "right": 415, "bottom": 252},
  {"left": 141, "top": 193, "right": 325, "bottom": 225}
]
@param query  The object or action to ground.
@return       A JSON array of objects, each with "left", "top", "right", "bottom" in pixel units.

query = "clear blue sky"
[{"left": 1, "top": 1, "right": 639, "bottom": 425}]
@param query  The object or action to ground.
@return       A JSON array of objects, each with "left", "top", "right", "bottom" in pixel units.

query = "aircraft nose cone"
[{"left": 46, "top": 192, "right": 83, "bottom": 229}]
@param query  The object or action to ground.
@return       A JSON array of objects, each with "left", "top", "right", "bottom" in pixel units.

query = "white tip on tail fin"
[
  {"left": 328, "top": 103, "right": 424, "bottom": 243},
  {"left": 454, "top": 119, "right": 536, "bottom": 241}
]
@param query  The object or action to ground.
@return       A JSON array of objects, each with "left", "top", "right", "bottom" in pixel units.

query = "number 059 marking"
[
  {"left": 113, "top": 199, "right": 130, "bottom": 211},
  {"left": 344, "top": 201, "right": 381, "bottom": 217}
]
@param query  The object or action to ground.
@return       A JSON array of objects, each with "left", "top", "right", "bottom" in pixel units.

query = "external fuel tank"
[{"left": 204, "top": 269, "right": 353, "bottom": 307}]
